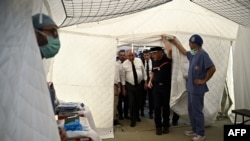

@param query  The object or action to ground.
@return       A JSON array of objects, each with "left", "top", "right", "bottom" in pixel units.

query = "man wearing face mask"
[
  {"left": 32, "top": 13, "right": 67, "bottom": 141},
  {"left": 32, "top": 13, "right": 60, "bottom": 59},
  {"left": 171, "top": 34, "right": 216, "bottom": 141},
  {"left": 32, "top": 13, "right": 61, "bottom": 112}
]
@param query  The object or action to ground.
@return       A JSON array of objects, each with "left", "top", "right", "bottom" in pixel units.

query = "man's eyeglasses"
[
  {"left": 40, "top": 28, "right": 58, "bottom": 38},
  {"left": 35, "top": 30, "right": 48, "bottom": 46},
  {"left": 34, "top": 28, "right": 58, "bottom": 46}
]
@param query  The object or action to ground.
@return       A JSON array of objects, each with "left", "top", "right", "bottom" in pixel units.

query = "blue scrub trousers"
[{"left": 188, "top": 92, "right": 205, "bottom": 136}]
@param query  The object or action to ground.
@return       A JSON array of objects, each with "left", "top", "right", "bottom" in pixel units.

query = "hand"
[
  {"left": 144, "top": 82, "right": 148, "bottom": 90},
  {"left": 122, "top": 88, "right": 127, "bottom": 96},
  {"left": 168, "top": 36, "right": 176, "bottom": 44},
  {"left": 59, "top": 128, "right": 67, "bottom": 141},
  {"left": 170, "top": 36, "right": 181, "bottom": 46},
  {"left": 117, "top": 86, "right": 121, "bottom": 94},
  {"left": 194, "top": 79, "right": 206, "bottom": 85},
  {"left": 161, "top": 35, "right": 167, "bottom": 40},
  {"left": 147, "top": 81, "right": 153, "bottom": 89}
]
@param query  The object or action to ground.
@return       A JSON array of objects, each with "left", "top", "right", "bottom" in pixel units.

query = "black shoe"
[
  {"left": 124, "top": 115, "right": 130, "bottom": 119},
  {"left": 136, "top": 117, "right": 141, "bottom": 122},
  {"left": 156, "top": 128, "right": 162, "bottom": 135},
  {"left": 172, "top": 121, "right": 178, "bottom": 126},
  {"left": 119, "top": 116, "right": 124, "bottom": 120},
  {"left": 163, "top": 127, "right": 169, "bottom": 134},
  {"left": 130, "top": 121, "right": 136, "bottom": 127},
  {"left": 113, "top": 120, "right": 122, "bottom": 126},
  {"left": 149, "top": 114, "right": 153, "bottom": 119}
]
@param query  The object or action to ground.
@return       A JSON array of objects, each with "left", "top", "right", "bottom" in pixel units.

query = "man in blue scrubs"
[{"left": 171, "top": 34, "right": 216, "bottom": 141}]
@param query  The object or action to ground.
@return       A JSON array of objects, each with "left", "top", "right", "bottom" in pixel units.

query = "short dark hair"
[
  {"left": 143, "top": 49, "right": 150, "bottom": 54},
  {"left": 119, "top": 49, "right": 125, "bottom": 53}
]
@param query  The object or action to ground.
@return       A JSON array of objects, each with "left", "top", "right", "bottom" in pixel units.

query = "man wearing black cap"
[
  {"left": 171, "top": 34, "right": 216, "bottom": 141},
  {"left": 147, "top": 36, "right": 172, "bottom": 135}
]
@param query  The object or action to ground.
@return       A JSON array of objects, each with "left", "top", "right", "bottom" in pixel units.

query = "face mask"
[
  {"left": 190, "top": 49, "right": 197, "bottom": 56},
  {"left": 39, "top": 36, "right": 60, "bottom": 58}
]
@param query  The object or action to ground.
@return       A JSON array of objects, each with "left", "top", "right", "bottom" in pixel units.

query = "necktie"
[
  {"left": 146, "top": 60, "right": 149, "bottom": 81},
  {"left": 132, "top": 61, "right": 138, "bottom": 86}
]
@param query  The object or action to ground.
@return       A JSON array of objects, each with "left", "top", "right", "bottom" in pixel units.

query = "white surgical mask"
[{"left": 190, "top": 49, "right": 197, "bottom": 55}]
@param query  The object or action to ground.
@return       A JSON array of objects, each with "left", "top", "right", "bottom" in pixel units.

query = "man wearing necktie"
[
  {"left": 141, "top": 50, "right": 154, "bottom": 119},
  {"left": 121, "top": 50, "right": 147, "bottom": 127}
]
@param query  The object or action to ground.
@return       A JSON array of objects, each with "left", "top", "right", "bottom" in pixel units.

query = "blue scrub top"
[{"left": 186, "top": 50, "right": 214, "bottom": 94}]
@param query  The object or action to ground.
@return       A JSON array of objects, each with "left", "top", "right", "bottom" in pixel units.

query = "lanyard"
[{"left": 153, "top": 62, "right": 169, "bottom": 71}]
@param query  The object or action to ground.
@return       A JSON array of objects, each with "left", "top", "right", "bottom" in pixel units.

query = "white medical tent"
[{"left": 0, "top": 0, "right": 250, "bottom": 141}]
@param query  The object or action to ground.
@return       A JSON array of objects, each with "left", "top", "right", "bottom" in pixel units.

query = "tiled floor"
[{"left": 104, "top": 113, "right": 231, "bottom": 141}]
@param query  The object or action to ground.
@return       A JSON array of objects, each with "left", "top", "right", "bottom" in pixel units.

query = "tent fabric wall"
[
  {"left": 223, "top": 45, "right": 234, "bottom": 120},
  {"left": 231, "top": 26, "right": 250, "bottom": 122},
  {"left": 51, "top": 31, "right": 117, "bottom": 139},
  {"left": 0, "top": 0, "right": 60, "bottom": 141}
]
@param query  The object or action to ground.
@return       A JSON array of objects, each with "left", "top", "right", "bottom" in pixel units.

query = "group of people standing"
[
  {"left": 113, "top": 35, "right": 180, "bottom": 132},
  {"left": 113, "top": 34, "right": 216, "bottom": 141}
]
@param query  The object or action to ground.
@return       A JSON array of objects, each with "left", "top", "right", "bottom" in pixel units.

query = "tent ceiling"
[
  {"left": 191, "top": 0, "right": 250, "bottom": 27},
  {"left": 61, "top": 0, "right": 239, "bottom": 40},
  {"left": 57, "top": 0, "right": 172, "bottom": 27}
]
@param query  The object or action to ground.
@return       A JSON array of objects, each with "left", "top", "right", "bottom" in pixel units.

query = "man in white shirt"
[
  {"left": 117, "top": 50, "right": 130, "bottom": 120},
  {"left": 114, "top": 62, "right": 121, "bottom": 126},
  {"left": 121, "top": 50, "right": 147, "bottom": 127},
  {"left": 141, "top": 50, "right": 154, "bottom": 119}
]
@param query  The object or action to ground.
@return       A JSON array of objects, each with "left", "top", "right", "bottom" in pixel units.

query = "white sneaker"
[
  {"left": 184, "top": 130, "right": 196, "bottom": 136},
  {"left": 192, "top": 135, "right": 206, "bottom": 141}
]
